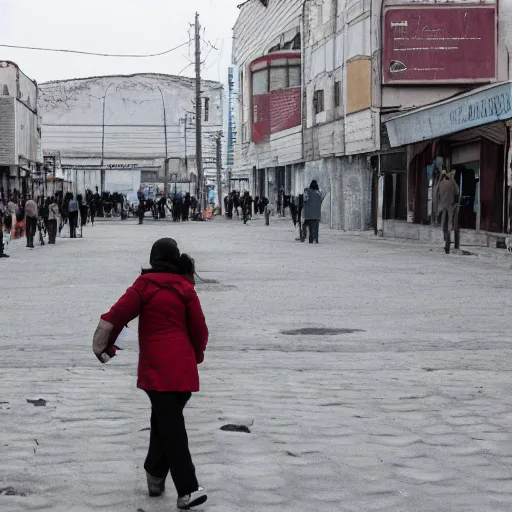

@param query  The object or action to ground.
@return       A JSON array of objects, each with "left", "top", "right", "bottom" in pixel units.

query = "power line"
[{"left": 0, "top": 41, "right": 189, "bottom": 58}]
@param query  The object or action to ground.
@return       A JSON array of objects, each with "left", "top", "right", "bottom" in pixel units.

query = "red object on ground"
[{"left": 101, "top": 273, "right": 209, "bottom": 392}]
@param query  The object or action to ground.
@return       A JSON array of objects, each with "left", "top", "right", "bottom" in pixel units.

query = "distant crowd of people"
[
  {"left": 136, "top": 190, "right": 200, "bottom": 225},
  {"left": 0, "top": 189, "right": 90, "bottom": 258}
]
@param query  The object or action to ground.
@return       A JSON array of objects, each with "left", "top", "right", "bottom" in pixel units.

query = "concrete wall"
[
  {"left": 303, "top": 154, "right": 372, "bottom": 230},
  {"left": 383, "top": 219, "right": 496, "bottom": 248},
  {"left": 16, "top": 100, "right": 39, "bottom": 163},
  {"left": 0, "top": 97, "right": 15, "bottom": 165}
]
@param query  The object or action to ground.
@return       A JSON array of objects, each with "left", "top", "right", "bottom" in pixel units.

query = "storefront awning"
[{"left": 385, "top": 81, "right": 512, "bottom": 148}]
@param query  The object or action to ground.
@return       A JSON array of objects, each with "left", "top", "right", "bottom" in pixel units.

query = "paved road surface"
[{"left": 1, "top": 218, "right": 512, "bottom": 512}]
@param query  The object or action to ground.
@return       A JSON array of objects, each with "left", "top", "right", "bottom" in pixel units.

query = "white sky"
[{"left": 0, "top": 0, "right": 240, "bottom": 85}]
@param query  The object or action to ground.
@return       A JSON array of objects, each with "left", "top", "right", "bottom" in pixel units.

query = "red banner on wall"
[{"left": 383, "top": 6, "right": 496, "bottom": 84}]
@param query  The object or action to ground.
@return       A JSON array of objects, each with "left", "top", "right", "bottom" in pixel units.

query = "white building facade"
[
  {"left": 39, "top": 73, "right": 223, "bottom": 197},
  {"left": 0, "top": 61, "right": 42, "bottom": 199}
]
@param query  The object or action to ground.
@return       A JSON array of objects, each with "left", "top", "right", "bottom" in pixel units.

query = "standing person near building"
[
  {"left": 92, "top": 238, "right": 209, "bottom": 510},
  {"left": 0, "top": 199, "right": 8, "bottom": 258},
  {"left": 77, "top": 195, "right": 88, "bottom": 236},
  {"left": 48, "top": 197, "right": 59, "bottom": 245},
  {"left": 68, "top": 195, "right": 79, "bottom": 238},
  {"left": 183, "top": 193, "right": 191, "bottom": 221},
  {"left": 436, "top": 167, "right": 460, "bottom": 254},
  {"left": 190, "top": 196, "right": 198, "bottom": 220},
  {"left": 302, "top": 180, "right": 325, "bottom": 244},
  {"left": 24, "top": 197, "right": 38, "bottom": 249},
  {"left": 137, "top": 189, "right": 146, "bottom": 225},
  {"left": 7, "top": 197, "right": 17, "bottom": 236}
]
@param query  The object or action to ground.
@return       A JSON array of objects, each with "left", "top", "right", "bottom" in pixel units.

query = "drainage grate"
[{"left": 280, "top": 327, "right": 364, "bottom": 336}]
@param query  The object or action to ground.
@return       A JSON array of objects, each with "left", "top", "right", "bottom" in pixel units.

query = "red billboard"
[{"left": 383, "top": 6, "right": 496, "bottom": 84}]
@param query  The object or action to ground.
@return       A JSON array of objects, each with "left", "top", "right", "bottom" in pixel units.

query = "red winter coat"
[{"left": 101, "top": 272, "right": 209, "bottom": 392}]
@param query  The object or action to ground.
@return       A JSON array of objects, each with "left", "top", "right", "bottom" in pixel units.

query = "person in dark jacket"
[
  {"left": 0, "top": 199, "right": 8, "bottom": 258},
  {"left": 68, "top": 195, "right": 79, "bottom": 238},
  {"left": 92, "top": 238, "right": 208, "bottom": 510},
  {"left": 302, "top": 180, "right": 325, "bottom": 243},
  {"left": 436, "top": 168, "right": 460, "bottom": 254},
  {"left": 183, "top": 193, "right": 191, "bottom": 221},
  {"left": 24, "top": 197, "right": 38, "bottom": 248}
]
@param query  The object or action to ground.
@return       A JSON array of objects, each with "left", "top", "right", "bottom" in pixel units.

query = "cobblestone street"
[{"left": 2, "top": 218, "right": 512, "bottom": 512}]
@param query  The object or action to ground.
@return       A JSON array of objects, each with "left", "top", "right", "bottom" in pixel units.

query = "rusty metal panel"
[
  {"left": 383, "top": 5, "right": 496, "bottom": 84},
  {"left": 346, "top": 57, "right": 372, "bottom": 115}
]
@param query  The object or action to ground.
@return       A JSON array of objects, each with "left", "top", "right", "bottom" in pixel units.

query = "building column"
[
  {"left": 376, "top": 157, "right": 385, "bottom": 236},
  {"left": 406, "top": 145, "right": 414, "bottom": 223}
]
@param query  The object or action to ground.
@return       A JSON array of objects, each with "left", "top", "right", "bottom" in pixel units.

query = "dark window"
[
  {"left": 334, "top": 81, "right": 341, "bottom": 108},
  {"left": 204, "top": 98, "right": 210, "bottom": 122},
  {"left": 314, "top": 89, "right": 324, "bottom": 114}
]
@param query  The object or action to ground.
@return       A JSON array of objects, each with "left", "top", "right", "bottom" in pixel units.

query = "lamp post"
[{"left": 100, "top": 83, "right": 114, "bottom": 193}]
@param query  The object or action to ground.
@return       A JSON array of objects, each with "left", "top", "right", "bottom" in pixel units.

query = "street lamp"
[{"left": 100, "top": 83, "right": 114, "bottom": 193}]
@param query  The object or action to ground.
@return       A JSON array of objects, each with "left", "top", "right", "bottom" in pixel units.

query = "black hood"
[{"left": 150, "top": 238, "right": 180, "bottom": 267}]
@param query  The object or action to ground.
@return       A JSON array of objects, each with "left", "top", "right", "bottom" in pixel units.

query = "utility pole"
[
  {"left": 195, "top": 12, "right": 203, "bottom": 210},
  {"left": 216, "top": 131, "right": 223, "bottom": 215},
  {"left": 184, "top": 113, "right": 188, "bottom": 181},
  {"left": 157, "top": 86, "right": 169, "bottom": 197},
  {"left": 101, "top": 83, "right": 114, "bottom": 193}
]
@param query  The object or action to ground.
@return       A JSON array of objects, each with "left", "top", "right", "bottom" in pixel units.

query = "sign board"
[
  {"left": 383, "top": 6, "right": 496, "bottom": 84},
  {"left": 385, "top": 82, "right": 512, "bottom": 147}
]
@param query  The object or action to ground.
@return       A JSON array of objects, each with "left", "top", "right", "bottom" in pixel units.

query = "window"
[
  {"left": 270, "top": 67, "right": 288, "bottom": 91},
  {"left": 314, "top": 89, "right": 324, "bottom": 114},
  {"left": 204, "top": 97, "right": 210, "bottom": 122},
  {"left": 334, "top": 81, "right": 341, "bottom": 108},
  {"left": 252, "top": 69, "right": 268, "bottom": 95},
  {"left": 252, "top": 61, "right": 301, "bottom": 97},
  {"left": 288, "top": 66, "right": 301, "bottom": 88}
]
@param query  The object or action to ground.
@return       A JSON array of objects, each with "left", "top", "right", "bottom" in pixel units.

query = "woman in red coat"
[{"left": 93, "top": 238, "right": 209, "bottom": 510}]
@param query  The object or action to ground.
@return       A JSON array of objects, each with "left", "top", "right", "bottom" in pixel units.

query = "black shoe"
[{"left": 0, "top": 253, "right": 9, "bottom": 258}]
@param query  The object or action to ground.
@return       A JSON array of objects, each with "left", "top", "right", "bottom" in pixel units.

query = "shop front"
[{"left": 384, "top": 81, "right": 512, "bottom": 246}]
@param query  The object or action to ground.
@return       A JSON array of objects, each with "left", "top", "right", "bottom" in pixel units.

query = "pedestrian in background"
[
  {"left": 436, "top": 167, "right": 459, "bottom": 254},
  {"left": 48, "top": 197, "right": 59, "bottom": 244},
  {"left": 92, "top": 238, "right": 208, "bottom": 510},
  {"left": 68, "top": 195, "right": 79, "bottom": 238},
  {"left": 24, "top": 197, "right": 38, "bottom": 249},
  {"left": 302, "top": 180, "right": 325, "bottom": 244},
  {"left": 0, "top": 199, "right": 8, "bottom": 258}
]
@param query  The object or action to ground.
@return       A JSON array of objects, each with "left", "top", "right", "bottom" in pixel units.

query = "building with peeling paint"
[
  {"left": 0, "top": 61, "right": 42, "bottom": 200},
  {"left": 232, "top": 0, "right": 512, "bottom": 243}
]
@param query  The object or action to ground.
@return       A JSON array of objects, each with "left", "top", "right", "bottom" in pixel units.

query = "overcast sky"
[{"left": 0, "top": 0, "right": 240, "bottom": 85}]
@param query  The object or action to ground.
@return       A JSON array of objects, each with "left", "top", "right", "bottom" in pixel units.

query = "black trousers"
[
  {"left": 48, "top": 219, "right": 57, "bottom": 244},
  {"left": 144, "top": 391, "right": 198, "bottom": 497},
  {"left": 0, "top": 227, "right": 4, "bottom": 253},
  {"left": 69, "top": 211, "right": 79, "bottom": 238},
  {"left": 26, "top": 216, "right": 37, "bottom": 247},
  {"left": 302, "top": 220, "right": 320, "bottom": 243}
]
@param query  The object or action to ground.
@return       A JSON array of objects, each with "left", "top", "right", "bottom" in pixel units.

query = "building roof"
[{"left": 41, "top": 72, "right": 222, "bottom": 90}]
